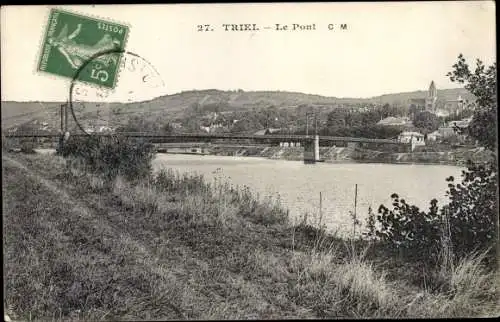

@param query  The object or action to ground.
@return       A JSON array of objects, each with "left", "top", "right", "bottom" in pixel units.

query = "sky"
[{"left": 1, "top": 2, "right": 496, "bottom": 102}]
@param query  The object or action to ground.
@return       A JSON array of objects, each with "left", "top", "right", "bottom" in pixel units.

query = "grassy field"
[{"left": 3, "top": 152, "right": 498, "bottom": 320}]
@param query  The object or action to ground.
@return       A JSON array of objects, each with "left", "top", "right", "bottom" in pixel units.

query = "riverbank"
[
  {"left": 4, "top": 136, "right": 491, "bottom": 166},
  {"left": 206, "top": 145, "right": 492, "bottom": 166},
  {"left": 3, "top": 152, "right": 497, "bottom": 320}
]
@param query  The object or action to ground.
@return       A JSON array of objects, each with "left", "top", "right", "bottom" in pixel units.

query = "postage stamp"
[
  {"left": 68, "top": 51, "right": 165, "bottom": 135},
  {"left": 37, "top": 8, "right": 129, "bottom": 89}
]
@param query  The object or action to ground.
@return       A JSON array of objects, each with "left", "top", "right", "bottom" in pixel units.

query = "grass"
[{"left": 3, "top": 152, "right": 499, "bottom": 320}]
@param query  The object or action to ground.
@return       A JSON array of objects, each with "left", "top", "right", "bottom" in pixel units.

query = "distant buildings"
[
  {"left": 444, "top": 95, "right": 467, "bottom": 115},
  {"left": 446, "top": 117, "right": 473, "bottom": 129},
  {"left": 426, "top": 80, "right": 438, "bottom": 111},
  {"left": 398, "top": 131, "right": 426, "bottom": 151},
  {"left": 170, "top": 122, "right": 183, "bottom": 129},
  {"left": 200, "top": 112, "right": 229, "bottom": 133},
  {"left": 409, "top": 81, "right": 473, "bottom": 119},
  {"left": 377, "top": 116, "right": 412, "bottom": 127},
  {"left": 84, "top": 125, "right": 114, "bottom": 133},
  {"left": 435, "top": 117, "right": 472, "bottom": 142},
  {"left": 427, "top": 130, "right": 442, "bottom": 142},
  {"left": 254, "top": 128, "right": 282, "bottom": 135},
  {"left": 398, "top": 131, "right": 425, "bottom": 143},
  {"left": 200, "top": 122, "right": 225, "bottom": 133},
  {"left": 409, "top": 81, "right": 437, "bottom": 116}
]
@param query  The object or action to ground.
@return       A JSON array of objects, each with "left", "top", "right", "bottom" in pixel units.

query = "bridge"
[{"left": 4, "top": 131, "right": 409, "bottom": 163}]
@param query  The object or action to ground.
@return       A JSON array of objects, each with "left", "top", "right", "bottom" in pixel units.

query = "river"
[{"left": 152, "top": 154, "right": 464, "bottom": 235}]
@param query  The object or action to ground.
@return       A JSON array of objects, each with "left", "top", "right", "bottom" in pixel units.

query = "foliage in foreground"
[
  {"left": 58, "top": 135, "right": 155, "bottom": 181},
  {"left": 4, "top": 152, "right": 499, "bottom": 319},
  {"left": 369, "top": 55, "right": 498, "bottom": 263}
]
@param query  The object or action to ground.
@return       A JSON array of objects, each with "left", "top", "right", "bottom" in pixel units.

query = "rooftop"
[{"left": 399, "top": 131, "right": 424, "bottom": 137}]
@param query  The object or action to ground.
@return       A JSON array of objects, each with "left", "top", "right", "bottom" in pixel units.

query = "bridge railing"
[{"left": 3, "top": 131, "right": 406, "bottom": 145}]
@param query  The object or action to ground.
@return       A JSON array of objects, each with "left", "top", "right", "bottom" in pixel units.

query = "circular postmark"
[{"left": 68, "top": 50, "right": 165, "bottom": 135}]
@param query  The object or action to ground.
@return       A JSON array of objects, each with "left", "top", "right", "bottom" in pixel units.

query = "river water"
[{"left": 152, "top": 154, "right": 463, "bottom": 235}]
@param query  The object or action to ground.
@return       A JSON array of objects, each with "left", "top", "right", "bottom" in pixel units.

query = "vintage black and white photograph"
[{"left": 1, "top": 2, "right": 498, "bottom": 320}]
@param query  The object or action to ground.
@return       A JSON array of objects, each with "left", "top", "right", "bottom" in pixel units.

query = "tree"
[
  {"left": 447, "top": 54, "right": 497, "bottom": 151},
  {"left": 381, "top": 103, "right": 392, "bottom": 118},
  {"left": 362, "top": 109, "right": 382, "bottom": 125},
  {"left": 373, "top": 55, "right": 498, "bottom": 260},
  {"left": 161, "top": 123, "right": 174, "bottom": 134},
  {"left": 413, "top": 111, "right": 440, "bottom": 133},
  {"left": 326, "top": 108, "right": 347, "bottom": 128},
  {"left": 443, "top": 55, "right": 498, "bottom": 257},
  {"left": 230, "top": 117, "right": 263, "bottom": 133}
]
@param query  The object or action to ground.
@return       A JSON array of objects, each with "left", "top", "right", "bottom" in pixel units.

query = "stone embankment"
[{"left": 207, "top": 145, "right": 492, "bottom": 166}]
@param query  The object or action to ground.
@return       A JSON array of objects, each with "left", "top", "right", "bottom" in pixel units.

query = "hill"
[{"left": 1, "top": 88, "right": 474, "bottom": 130}]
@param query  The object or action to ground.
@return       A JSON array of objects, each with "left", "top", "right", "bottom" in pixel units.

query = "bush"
[
  {"left": 59, "top": 135, "right": 154, "bottom": 181},
  {"left": 370, "top": 55, "right": 498, "bottom": 264},
  {"left": 443, "top": 161, "right": 497, "bottom": 258},
  {"left": 374, "top": 195, "right": 442, "bottom": 258},
  {"left": 370, "top": 161, "right": 497, "bottom": 263}
]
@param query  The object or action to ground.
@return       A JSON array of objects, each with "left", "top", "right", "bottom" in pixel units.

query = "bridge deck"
[{"left": 4, "top": 132, "right": 406, "bottom": 145}]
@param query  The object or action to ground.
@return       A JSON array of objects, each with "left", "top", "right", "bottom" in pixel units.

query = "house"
[
  {"left": 433, "top": 109, "right": 451, "bottom": 117},
  {"left": 398, "top": 131, "right": 425, "bottom": 144},
  {"left": 438, "top": 126, "right": 457, "bottom": 138},
  {"left": 170, "top": 122, "right": 183, "bottom": 129},
  {"left": 447, "top": 117, "right": 472, "bottom": 129},
  {"left": 436, "top": 117, "right": 472, "bottom": 140},
  {"left": 377, "top": 116, "right": 411, "bottom": 127},
  {"left": 398, "top": 131, "right": 426, "bottom": 151},
  {"left": 437, "top": 118, "right": 472, "bottom": 143},
  {"left": 254, "top": 128, "right": 282, "bottom": 135},
  {"left": 427, "top": 130, "right": 442, "bottom": 142},
  {"left": 444, "top": 95, "right": 469, "bottom": 116},
  {"left": 98, "top": 126, "right": 113, "bottom": 133}
]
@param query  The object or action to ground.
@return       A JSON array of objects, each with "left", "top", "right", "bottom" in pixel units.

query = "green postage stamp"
[{"left": 37, "top": 8, "right": 129, "bottom": 88}]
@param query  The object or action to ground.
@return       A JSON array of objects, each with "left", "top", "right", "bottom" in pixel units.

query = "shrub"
[
  {"left": 374, "top": 195, "right": 442, "bottom": 258},
  {"left": 371, "top": 55, "right": 498, "bottom": 264},
  {"left": 59, "top": 135, "right": 154, "bottom": 181},
  {"left": 443, "top": 161, "right": 498, "bottom": 259}
]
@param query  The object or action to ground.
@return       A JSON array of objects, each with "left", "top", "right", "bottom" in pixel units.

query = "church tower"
[{"left": 426, "top": 80, "right": 438, "bottom": 111}]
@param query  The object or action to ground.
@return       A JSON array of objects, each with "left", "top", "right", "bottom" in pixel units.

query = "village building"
[
  {"left": 377, "top": 116, "right": 412, "bottom": 127},
  {"left": 254, "top": 128, "right": 282, "bottom": 135},
  {"left": 447, "top": 116, "right": 473, "bottom": 129},
  {"left": 398, "top": 131, "right": 426, "bottom": 151},
  {"left": 427, "top": 130, "right": 443, "bottom": 142},
  {"left": 436, "top": 116, "right": 472, "bottom": 142},
  {"left": 398, "top": 131, "right": 425, "bottom": 144},
  {"left": 170, "top": 122, "right": 183, "bottom": 129},
  {"left": 409, "top": 81, "right": 438, "bottom": 119},
  {"left": 409, "top": 81, "right": 473, "bottom": 119}
]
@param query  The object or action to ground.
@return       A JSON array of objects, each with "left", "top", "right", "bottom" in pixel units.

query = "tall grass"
[
  {"left": 107, "top": 168, "right": 289, "bottom": 229},
  {"left": 59, "top": 135, "right": 154, "bottom": 181},
  {"left": 154, "top": 169, "right": 288, "bottom": 226},
  {"left": 13, "top": 138, "right": 495, "bottom": 319}
]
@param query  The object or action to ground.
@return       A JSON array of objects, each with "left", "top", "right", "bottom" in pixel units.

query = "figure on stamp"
[{"left": 48, "top": 23, "right": 121, "bottom": 69}]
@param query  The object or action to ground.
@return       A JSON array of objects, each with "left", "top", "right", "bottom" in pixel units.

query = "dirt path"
[{"left": 3, "top": 155, "right": 191, "bottom": 319}]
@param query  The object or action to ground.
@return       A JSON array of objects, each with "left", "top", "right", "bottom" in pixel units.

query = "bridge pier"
[{"left": 303, "top": 135, "right": 320, "bottom": 164}]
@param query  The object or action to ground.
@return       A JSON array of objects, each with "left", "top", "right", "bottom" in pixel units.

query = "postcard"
[{"left": 2, "top": 2, "right": 497, "bottom": 320}]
